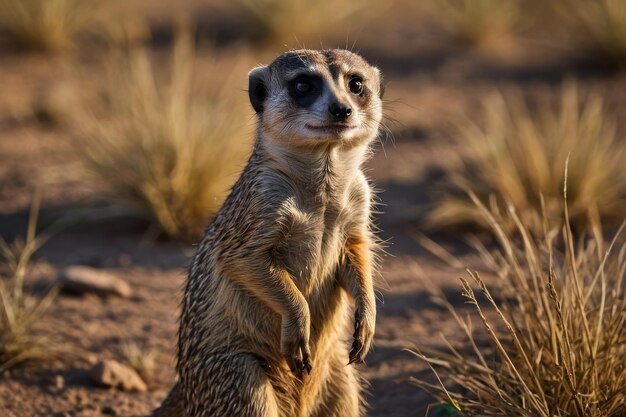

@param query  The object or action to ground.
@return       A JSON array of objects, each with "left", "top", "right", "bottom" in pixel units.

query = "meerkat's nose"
[{"left": 328, "top": 102, "right": 352, "bottom": 120}]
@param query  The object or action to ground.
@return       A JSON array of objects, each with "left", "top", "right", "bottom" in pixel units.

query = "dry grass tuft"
[
  {"left": 412, "top": 187, "right": 626, "bottom": 416},
  {"left": 418, "top": 0, "right": 523, "bottom": 47},
  {"left": 236, "top": 0, "right": 382, "bottom": 46},
  {"left": 548, "top": 0, "right": 626, "bottom": 66},
  {"left": 120, "top": 341, "right": 156, "bottom": 384},
  {"left": 0, "top": 199, "right": 57, "bottom": 372},
  {"left": 71, "top": 28, "right": 251, "bottom": 239},
  {"left": 428, "top": 83, "right": 626, "bottom": 235},
  {"left": 0, "top": 0, "right": 101, "bottom": 52}
]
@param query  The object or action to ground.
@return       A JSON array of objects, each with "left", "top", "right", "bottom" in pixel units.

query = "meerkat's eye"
[
  {"left": 348, "top": 76, "right": 364, "bottom": 95},
  {"left": 294, "top": 78, "right": 313, "bottom": 95},
  {"left": 288, "top": 75, "right": 322, "bottom": 105}
]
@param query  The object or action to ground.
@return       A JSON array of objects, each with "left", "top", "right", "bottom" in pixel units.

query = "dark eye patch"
[{"left": 288, "top": 74, "right": 323, "bottom": 108}]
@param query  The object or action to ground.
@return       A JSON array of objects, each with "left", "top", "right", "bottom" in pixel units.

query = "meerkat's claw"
[
  {"left": 301, "top": 344, "right": 312, "bottom": 374},
  {"left": 303, "top": 354, "right": 313, "bottom": 375},
  {"left": 287, "top": 355, "right": 302, "bottom": 374},
  {"left": 348, "top": 338, "right": 365, "bottom": 365},
  {"left": 348, "top": 320, "right": 364, "bottom": 364},
  {"left": 348, "top": 304, "right": 375, "bottom": 365},
  {"left": 285, "top": 344, "right": 313, "bottom": 376}
]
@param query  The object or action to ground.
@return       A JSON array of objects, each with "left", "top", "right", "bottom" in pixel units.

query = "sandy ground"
[{"left": 1, "top": 2, "right": 626, "bottom": 416}]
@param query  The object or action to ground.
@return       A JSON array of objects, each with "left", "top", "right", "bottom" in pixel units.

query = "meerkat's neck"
[{"left": 256, "top": 134, "right": 371, "bottom": 197}]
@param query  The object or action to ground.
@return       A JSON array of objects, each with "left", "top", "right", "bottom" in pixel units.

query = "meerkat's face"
[{"left": 248, "top": 49, "right": 384, "bottom": 148}]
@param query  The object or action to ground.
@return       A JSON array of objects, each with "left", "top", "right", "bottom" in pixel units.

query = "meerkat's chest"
[{"left": 281, "top": 199, "right": 352, "bottom": 290}]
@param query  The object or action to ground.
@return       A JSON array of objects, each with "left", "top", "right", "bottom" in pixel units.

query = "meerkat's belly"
[{"left": 282, "top": 207, "right": 351, "bottom": 337}]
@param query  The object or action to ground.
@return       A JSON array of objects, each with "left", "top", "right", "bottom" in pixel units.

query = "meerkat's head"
[{"left": 248, "top": 49, "right": 384, "bottom": 149}]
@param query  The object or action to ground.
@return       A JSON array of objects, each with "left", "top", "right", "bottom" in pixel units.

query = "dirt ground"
[{"left": 1, "top": 2, "right": 625, "bottom": 416}]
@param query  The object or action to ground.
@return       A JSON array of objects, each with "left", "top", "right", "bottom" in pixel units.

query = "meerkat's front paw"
[
  {"left": 349, "top": 300, "right": 376, "bottom": 365},
  {"left": 280, "top": 312, "right": 312, "bottom": 376}
]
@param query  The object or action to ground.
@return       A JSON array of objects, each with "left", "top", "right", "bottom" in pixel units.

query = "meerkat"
[{"left": 153, "top": 49, "right": 384, "bottom": 417}]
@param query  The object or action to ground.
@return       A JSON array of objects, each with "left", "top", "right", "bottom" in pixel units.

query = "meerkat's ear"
[
  {"left": 375, "top": 68, "right": 385, "bottom": 99},
  {"left": 248, "top": 65, "right": 270, "bottom": 114}
]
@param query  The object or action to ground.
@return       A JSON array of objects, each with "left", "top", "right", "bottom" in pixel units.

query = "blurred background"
[{"left": 1, "top": 1, "right": 625, "bottom": 416}]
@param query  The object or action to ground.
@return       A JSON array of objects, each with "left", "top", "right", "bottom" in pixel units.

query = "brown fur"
[{"left": 153, "top": 49, "right": 384, "bottom": 417}]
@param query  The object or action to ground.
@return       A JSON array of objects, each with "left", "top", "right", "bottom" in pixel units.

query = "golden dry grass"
[
  {"left": 71, "top": 28, "right": 252, "bottom": 239},
  {"left": 548, "top": 0, "right": 626, "bottom": 66},
  {"left": 0, "top": 0, "right": 101, "bottom": 52},
  {"left": 417, "top": 0, "right": 523, "bottom": 47},
  {"left": 0, "top": 199, "right": 57, "bottom": 372},
  {"left": 236, "top": 0, "right": 383, "bottom": 46},
  {"left": 413, "top": 186, "right": 626, "bottom": 416},
  {"left": 428, "top": 83, "right": 626, "bottom": 235}
]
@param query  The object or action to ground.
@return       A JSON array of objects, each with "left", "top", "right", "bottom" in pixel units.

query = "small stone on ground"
[
  {"left": 58, "top": 266, "right": 132, "bottom": 298},
  {"left": 89, "top": 360, "right": 147, "bottom": 393}
]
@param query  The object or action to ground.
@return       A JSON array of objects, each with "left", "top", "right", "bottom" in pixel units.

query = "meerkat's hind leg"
[{"left": 183, "top": 352, "right": 280, "bottom": 417}]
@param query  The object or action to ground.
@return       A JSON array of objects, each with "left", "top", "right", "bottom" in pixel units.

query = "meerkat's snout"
[
  {"left": 249, "top": 49, "right": 383, "bottom": 148},
  {"left": 328, "top": 101, "right": 352, "bottom": 120}
]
